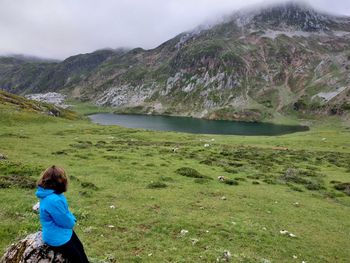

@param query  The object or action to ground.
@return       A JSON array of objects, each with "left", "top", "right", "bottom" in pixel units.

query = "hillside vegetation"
[
  {"left": 0, "top": 90, "right": 77, "bottom": 121},
  {"left": 0, "top": 94, "right": 349, "bottom": 262}
]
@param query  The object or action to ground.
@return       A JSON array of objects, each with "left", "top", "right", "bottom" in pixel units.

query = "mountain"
[{"left": 0, "top": 1, "right": 349, "bottom": 121}]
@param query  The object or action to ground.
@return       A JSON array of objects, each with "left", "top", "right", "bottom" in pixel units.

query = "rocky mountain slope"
[
  {"left": 0, "top": 1, "right": 349, "bottom": 121},
  {"left": 0, "top": 90, "right": 77, "bottom": 119}
]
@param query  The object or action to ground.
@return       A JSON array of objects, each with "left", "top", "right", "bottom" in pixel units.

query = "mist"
[{"left": 0, "top": 0, "right": 349, "bottom": 60}]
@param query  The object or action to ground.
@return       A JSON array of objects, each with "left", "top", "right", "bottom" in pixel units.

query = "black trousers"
[{"left": 52, "top": 231, "right": 89, "bottom": 263}]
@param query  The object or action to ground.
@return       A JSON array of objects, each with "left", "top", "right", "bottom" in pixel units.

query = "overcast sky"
[{"left": 0, "top": 0, "right": 349, "bottom": 60}]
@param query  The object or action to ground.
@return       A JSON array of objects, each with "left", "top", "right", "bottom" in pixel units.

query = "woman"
[{"left": 36, "top": 165, "right": 89, "bottom": 263}]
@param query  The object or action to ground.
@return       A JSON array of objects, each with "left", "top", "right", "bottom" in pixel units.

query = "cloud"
[{"left": 0, "top": 0, "right": 349, "bottom": 59}]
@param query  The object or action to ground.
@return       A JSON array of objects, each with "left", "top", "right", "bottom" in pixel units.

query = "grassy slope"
[{"left": 0, "top": 101, "right": 350, "bottom": 262}]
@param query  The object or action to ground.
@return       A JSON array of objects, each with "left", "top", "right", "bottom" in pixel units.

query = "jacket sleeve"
[{"left": 46, "top": 199, "right": 76, "bottom": 229}]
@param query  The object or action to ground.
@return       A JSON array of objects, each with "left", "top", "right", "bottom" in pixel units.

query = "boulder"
[{"left": 0, "top": 232, "right": 68, "bottom": 263}]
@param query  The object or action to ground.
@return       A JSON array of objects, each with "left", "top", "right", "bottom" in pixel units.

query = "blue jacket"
[{"left": 35, "top": 187, "right": 76, "bottom": 246}]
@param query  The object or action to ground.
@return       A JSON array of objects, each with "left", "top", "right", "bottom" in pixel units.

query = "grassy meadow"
[{"left": 0, "top": 98, "right": 350, "bottom": 262}]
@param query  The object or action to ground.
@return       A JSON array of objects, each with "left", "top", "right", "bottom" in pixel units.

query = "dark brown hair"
[{"left": 37, "top": 165, "right": 68, "bottom": 193}]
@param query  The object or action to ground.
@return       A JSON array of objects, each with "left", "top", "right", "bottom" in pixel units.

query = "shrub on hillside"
[
  {"left": 334, "top": 182, "right": 350, "bottom": 196},
  {"left": 222, "top": 179, "right": 239, "bottom": 186},
  {"left": 175, "top": 167, "right": 211, "bottom": 179},
  {"left": 147, "top": 181, "right": 168, "bottom": 189}
]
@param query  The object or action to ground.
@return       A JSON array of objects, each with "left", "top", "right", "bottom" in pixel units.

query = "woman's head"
[{"left": 37, "top": 165, "right": 68, "bottom": 193}]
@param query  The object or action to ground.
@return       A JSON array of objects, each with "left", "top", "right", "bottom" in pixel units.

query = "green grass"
[
  {"left": 66, "top": 100, "right": 115, "bottom": 116},
  {"left": 0, "top": 99, "right": 350, "bottom": 262}
]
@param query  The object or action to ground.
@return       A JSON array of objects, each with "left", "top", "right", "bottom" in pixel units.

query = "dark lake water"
[{"left": 89, "top": 113, "right": 309, "bottom": 136}]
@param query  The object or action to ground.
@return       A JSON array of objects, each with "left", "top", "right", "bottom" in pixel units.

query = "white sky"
[{"left": 0, "top": 0, "right": 349, "bottom": 60}]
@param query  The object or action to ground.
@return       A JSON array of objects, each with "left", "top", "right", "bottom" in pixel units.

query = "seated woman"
[{"left": 36, "top": 165, "right": 89, "bottom": 263}]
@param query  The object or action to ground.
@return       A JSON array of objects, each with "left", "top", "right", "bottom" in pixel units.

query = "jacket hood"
[{"left": 35, "top": 187, "right": 55, "bottom": 199}]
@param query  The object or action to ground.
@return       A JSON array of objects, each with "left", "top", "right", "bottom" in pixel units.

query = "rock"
[
  {"left": 180, "top": 229, "right": 188, "bottom": 236},
  {"left": 171, "top": 147, "right": 179, "bottom": 152},
  {"left": 25, "top": 92, "right": 68, "bottom": 109},
  {"left": 0, "top": 153, "right": 6, "bottom": 160},
  {"left": 289, "top": 233, "right": 297, "bottom": 238},
  {"left": 191, "top": 238, "right": 199, "bottom": 245},
  {"left": 32, "top": 202, "right": 40, "bottom": 213},
  {"left": 204, "top": 144, "right": 210, "bottom": 147},
  {"left": 220, "top": 250, "right": 231, "bottom": 262},
  {"left": 0, "top": 232, "right": 67, "bottom": 263},
  {"left": 279, "top": 230, "right": 297, "bottom": 238},
  {"left": 218, "top": 176, "right": 225, "bottom": 181}
]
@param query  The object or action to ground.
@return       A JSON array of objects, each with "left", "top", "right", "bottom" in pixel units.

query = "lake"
[{"left": 89, "top": 113, "right": 309, "bottom": 136}]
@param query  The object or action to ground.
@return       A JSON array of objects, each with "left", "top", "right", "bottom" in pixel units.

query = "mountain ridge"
[{"left": 0, "top": 1, "right": 349, "bottom": 121}]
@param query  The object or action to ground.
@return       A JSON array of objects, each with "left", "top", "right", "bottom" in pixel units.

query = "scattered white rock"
[
  {"left": 32, "top": 202, "right": 40, "bottom": 212},
  {"left": 171, "top": 147, "right": 179, "bottom": 152},
  {"left": 262, "top": 227, "right": 267, "bottom": 231},
  {"left": 221, "top": 196, "right": 227, "bottom": 200},
  {"left": 25, "top": 92, "right": 69, "bottom": 108},
  {"left": 107, "top": 225, "right": 115, "bottom": 228},
  {"left": 222, "top": 250, "right": 232, "bottom": 261},
  {"left": 293, "top": 255, "right": 298, "bottom": 259},
  {"left": 204, "top": 144, "right": 210, "bottom": 147},
  {"left": 312, "top": 87, "right": 347, "bottom": 102},
  {"left": 280, "top": 230, "right": 297, "bottom": 238},
  {"left": 231, "top": 221, "right": 237, "bottom": 225},
  {"left": 180, "top": 229, "right": 189, "bottom": 236},
  {"left": 293, "top": 202, "right": 300, "bottom": 207},
  {"left": 280, "top": 230, "right": 289, "bottom": 235},
  {"left": 0, "top": 153, "right": 7, "bottom": 160},
  {"left": 191, "top": 238, "right": 199, "bottom": 245},
  {"left": 96, "top": 84, "right": 155, "bottom": 107},
  {"left": 322, "top": 138, "right": 327, "bottom": 141},
  {"left": 289, "top": 233, "right": 297, "bottom": 238},
  {"left": 148, "top": 253, "right": 153, "bottom": 257},
  {"left": 109, "top": 205, "right": 116, "bottom": 209},
  {"left": 218, "top": 176, "right": 225, "bottom": 181}
]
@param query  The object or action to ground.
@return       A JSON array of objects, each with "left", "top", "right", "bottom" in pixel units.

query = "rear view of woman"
[{"left": 36, "top": 165, "right": 89, "bottom": 263}]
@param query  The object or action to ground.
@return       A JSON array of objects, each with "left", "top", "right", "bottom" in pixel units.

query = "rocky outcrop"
[{"left": 0, "top": 232, "right": 68, "bottom": 263}]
